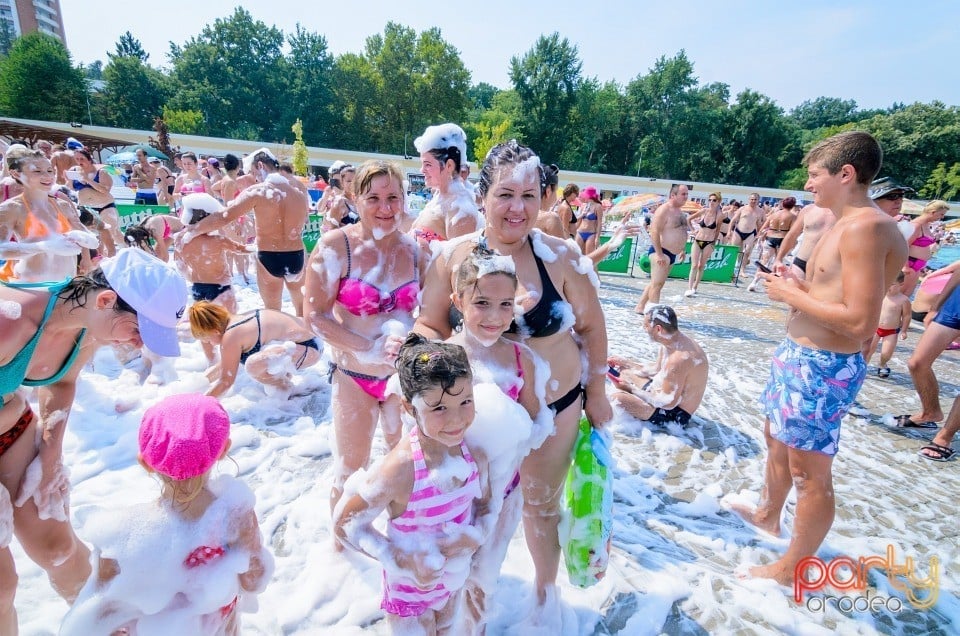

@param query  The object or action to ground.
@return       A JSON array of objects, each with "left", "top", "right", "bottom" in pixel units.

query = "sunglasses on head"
[{"left": 880, "top": 192, "right": 905, "bottom": 201}]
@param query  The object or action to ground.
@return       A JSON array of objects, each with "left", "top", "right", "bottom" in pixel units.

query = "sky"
[{"left": 60, "top": 0, "right": 960, "bottom": 112}]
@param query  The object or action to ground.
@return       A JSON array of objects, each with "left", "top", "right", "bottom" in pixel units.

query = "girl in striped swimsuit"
[{"left": 334, "top": 334, "right": 493, "bottom": 634}]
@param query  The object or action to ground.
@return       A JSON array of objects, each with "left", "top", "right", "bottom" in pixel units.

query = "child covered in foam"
[
  {"left": 446, "top": 244, "right": 552, "bottom": 631},
  {"left": 334, "top": 334, "right": 497, "bottom": 635},
  {"left": 61, "top": 394, "right": 273, "bottom": 635}
]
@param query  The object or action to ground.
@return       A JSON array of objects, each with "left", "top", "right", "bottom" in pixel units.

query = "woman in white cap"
[
  {"left": 0, "top": 248, "right": 187, "bottom": 633},
  {"left": 410, "top": 123, "right": 483, "bottom": 246}
]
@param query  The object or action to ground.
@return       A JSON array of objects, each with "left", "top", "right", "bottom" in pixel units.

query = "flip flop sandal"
[
  {"left": 877, "top": 367, "right": 891, "bottom": 378},
  {"left": 918, "top": 442, "right": 956, "bottom": 462},
  {"left": 895, "top": 414, "right": 939, "bottom": 429}
]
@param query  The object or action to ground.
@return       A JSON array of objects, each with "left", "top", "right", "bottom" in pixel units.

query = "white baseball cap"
[{"left": 100, "top": 249, "right": 188, "bottom": 356}]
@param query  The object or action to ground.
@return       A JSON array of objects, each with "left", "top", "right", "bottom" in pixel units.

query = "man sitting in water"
[{"left": 607, "top": 305, "right": 708, "bottom": 426}]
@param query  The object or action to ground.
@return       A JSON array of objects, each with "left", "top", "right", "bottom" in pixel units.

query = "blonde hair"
[
  {"left": 188, "top": 301, "right": 231, "bottom": 339},
  {"left": 353, "top": 160, "right": 404, "bottom": 198},
  {"left": 923, "top": 200, "right": 949, "bottom": 216}
]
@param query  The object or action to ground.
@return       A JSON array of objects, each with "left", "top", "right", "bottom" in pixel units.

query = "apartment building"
[{"left": 0, "top": 0, "right": 66, "bottom": 44}]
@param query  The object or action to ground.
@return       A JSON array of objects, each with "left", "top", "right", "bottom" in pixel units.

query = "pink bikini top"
[
  {"left": 336, "top": 233, "right": 419, "bottom": 317},
  {"left": 501, "top": 343, "right": 525, "bottom": 402},
  {"left": 911, "top": 230, "right": 936, "bottom": 248},
  {"left": 180, "top": 179, "right": 206, "bottom": 194}
]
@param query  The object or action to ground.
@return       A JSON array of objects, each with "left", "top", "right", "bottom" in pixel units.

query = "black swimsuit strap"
[
  {"left": 530, "top": 240, "right": 560, "bottom": 299},
  {"left": 342, "top": 232, "right": 352, "bottom": 278}
]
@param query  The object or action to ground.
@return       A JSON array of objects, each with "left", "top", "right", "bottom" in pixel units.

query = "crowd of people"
[{"left": 0, "top": 125, "right": 957, "bottom": 634}]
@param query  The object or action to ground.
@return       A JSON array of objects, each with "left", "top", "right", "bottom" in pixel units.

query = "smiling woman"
[
  {"left": 303, "top": 159, "right": 426, "bottom": 520},
  {"left": 0, "top": 146, "right": 97, "bottom": 283}
]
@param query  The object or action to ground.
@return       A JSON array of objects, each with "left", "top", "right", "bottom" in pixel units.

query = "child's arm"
[
  {"left": 517, "top": 347, "right": 543, "bottom": 423},
  {"left": 235, "top": 509, "right": 272, "bottom": 593},
  {"left": 900, "top": 299, "right": 912, "bottom": 339},
  {"left": 334, "top": 448, "right": 445, "bottom": 586}
]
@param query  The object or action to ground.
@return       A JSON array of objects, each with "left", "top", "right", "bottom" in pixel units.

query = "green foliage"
[
  {"left": 509, "top": 33, "right": 582, "bottom": 163},
  {"left": 111, "top": 32, "right": 148, "bottom": 63},
  {"left": 167, "top": 7, "right": 286, "bottom": 140},
  {"left": 98, "top": 54, "right": 168, "bottom": 129},
  {"left": 85, "top": 60, "right": 103, "bottom": 80},
  {"left": 920, "top": 162, "right": 960, "bottom": 200},
  {"left": 0, "top": 33, "right": 87, "bottom": 122},
  {"left": 286, "top": 25, "right": 336, "bottom": 147},
  {"left": 790, "top": 97, "right": 859, "bottom": 129},
  {"left": 162, "top": 105, "right": 204, "bottom": 135},
  {"left": 292, "top": 119, "right": 309, "bottom": 176},
  {"left": 464, "top": 90, "right": 520, "bottom": 163}
]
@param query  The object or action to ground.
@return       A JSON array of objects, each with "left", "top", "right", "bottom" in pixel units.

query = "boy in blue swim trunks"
[{"left": 729, "top": 131, "right": 908, "bottom": 587}]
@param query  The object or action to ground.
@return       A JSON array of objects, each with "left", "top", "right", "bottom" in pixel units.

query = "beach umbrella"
[
  {"left": 900, "top": 199, "right": 924, "bottom": 215},
  {"left": 118, "top": 143, "right": 169, "bottom": 160},
  {"left": 608, "top": 193, "right": 664, "bottom": 218},
  {"left": 105, "top": 151, "right": 137, "bottom": 166},
  {"left": 681, "top": 200, "right": 701, "bottom": 213}
]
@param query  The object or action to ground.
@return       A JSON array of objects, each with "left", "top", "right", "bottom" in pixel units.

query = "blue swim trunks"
[
  {"left": 933, "top": 285, "right": 960, "bottom": 330},
  {"left": 759, "top": 338, "right": 866, "bottom": 456}
]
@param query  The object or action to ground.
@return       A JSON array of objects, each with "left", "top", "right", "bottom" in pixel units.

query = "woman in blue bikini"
[{"left": 575, "top": 185, "right": 603, "bottom": 254}]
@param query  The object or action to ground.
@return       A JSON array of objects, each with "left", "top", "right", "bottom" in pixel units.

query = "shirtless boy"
[
  {"left": 608, "top": 305, "right": 708, "bottom": 426},
  {"left": 634, "top": 184, "right": 689, "bottom": 314},
  {"left": 865, "top": 271, "right": 910, "bottom": 377},
  {"left": 730, "top": 131, "right": 907, "bottom": 586},
  {"left": 185, "top": 149, "right": 309, "bottom": 315}
]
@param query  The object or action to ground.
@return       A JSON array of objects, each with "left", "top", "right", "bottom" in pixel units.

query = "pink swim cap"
[{"left": 139, "top": 394, "right": 230, "bottom": 480}]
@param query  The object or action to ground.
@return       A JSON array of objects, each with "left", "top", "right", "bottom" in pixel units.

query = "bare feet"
[
  {"left": 728, "top": 501, "right": 782, "bottom": 537},
  {"left": 747, "top": 560, "right": 794, "bottom": 586}
]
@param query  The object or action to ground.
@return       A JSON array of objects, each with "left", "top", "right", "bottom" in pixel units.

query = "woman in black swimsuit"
[
  {"left": 415, "top": 140, "right": 612, "bottom": 618},
  {"left": 188, "top": 301, "right": 321, "bottom": 398},
  {"left": 685, "top": 191, "right": 724, "bottom": 297}
]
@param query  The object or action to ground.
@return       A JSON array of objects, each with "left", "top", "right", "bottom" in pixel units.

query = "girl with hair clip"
[
  {"left": 0, "top": 146, "right": 98, "bottom": 283},
  {"left": 334, "top": 334, "right": 494, "bottom": 636},
  {"left": 303, "top": 160, "right": 426, "bottom": 519},
  {"left": 61, "top": 394, "right": 273, "bottom": 635},
  {"left": 410, "top": 123, "right": 483, "bottom": 247}
]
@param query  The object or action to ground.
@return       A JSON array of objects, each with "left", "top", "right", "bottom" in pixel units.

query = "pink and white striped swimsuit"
[{"left": 381, "top": 425, "right": 481, "bottom": 617}]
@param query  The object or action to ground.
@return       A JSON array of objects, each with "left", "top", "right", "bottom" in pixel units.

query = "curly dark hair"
[
  {"left": 395, "top": 333, "right": 472, "bottom": 405},
  {"left": 477, "top": 140, "right": 543, "bottom": 200}
]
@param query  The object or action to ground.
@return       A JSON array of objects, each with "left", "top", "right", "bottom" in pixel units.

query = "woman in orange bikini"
[{"left": 0, "top": 147, "right": 96, "bottom": 282}]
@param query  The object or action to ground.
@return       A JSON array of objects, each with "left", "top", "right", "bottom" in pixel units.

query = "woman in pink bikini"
[
  {"left": 303, "top": 160, "right": 425, "bottom": 515},
  {"left": 173, "top": 152, "right": 212, "bottom": 204},
  {"left": 902, "top": 200, "right": 948, "bottom": 295}
]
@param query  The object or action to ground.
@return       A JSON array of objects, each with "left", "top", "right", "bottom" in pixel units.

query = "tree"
[
  {"left": 0, "top": 33, "right": 86, "bottom": 122},
  {"left": 167, "top": 7, "right": 286, "bottom": 140},
  {"left": 162, "top": 105, "right": 204, "bottom": 135},
  {"left": 291, "top": 119, "right": 309, "bottom": 176},
  {"left": 112, "top": 31, "right": 148, "bottom": 62},
  {"left": 328, "top": 53, "right": 379, "bottom": 151},
  {"left": 509, "top": 33, "right": 582, "bottom": 162},
  {"left": 84, "top": 60, "right": 103, "bottom": 80},
  {"left": 626, "top": 51, "right": 727, "bottom": 181},
  {"left": 357, "top": 22, "right": 471, "bottom": 154},
  {"left": 921, "top": 162, "right": 960, "bottom": 200},
  {"left": 720, "top": 89, "right": 792, "bottom": 186},
  {"left": 790, "top": 97, "right": 859, "bottom": 130},
  {"left": 149, "top": 116, "right": 178, "bottom": 161},
  {"left": 468, "top": 82, "right": 498, "bottom": 111},
  {"left": 98, "top": 54, "right": 168, "bottom": 129},
  {"left": 467, "top": 90, "right": 521, "bottom": 163},
  {"left": 285, "top": 25, "right": 336, "bottom": 147}
]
